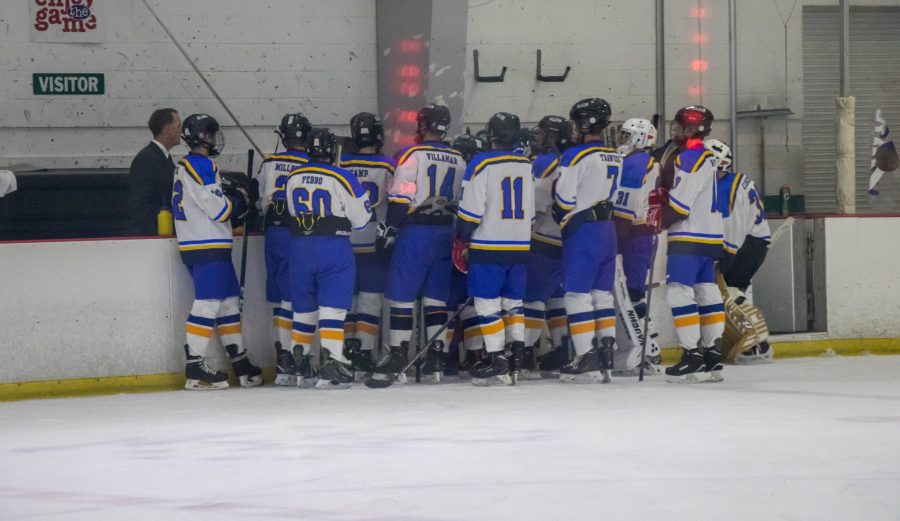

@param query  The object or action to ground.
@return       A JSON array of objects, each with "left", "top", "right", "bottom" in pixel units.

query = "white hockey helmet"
[
  {"left": 705, "top": 138, "right": 733, "bottom": 171},
  {"left": 617, "top": 118, "right": 657, "bottom": 155}
]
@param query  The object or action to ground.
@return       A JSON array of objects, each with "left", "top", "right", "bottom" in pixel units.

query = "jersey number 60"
[{"left": 292, "top": 187, "right": 332, "bottom": 217}]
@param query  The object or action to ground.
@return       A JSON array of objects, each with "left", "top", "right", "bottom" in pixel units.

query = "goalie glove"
[{"left": 376, "top": 221, "right": 399, "bottom": 253}]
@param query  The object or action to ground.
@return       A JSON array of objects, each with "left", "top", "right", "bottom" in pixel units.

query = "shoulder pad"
[
  {"left": 180, "top": 155, "right": 216, "bottom": 185},
  {"left": 676, "top": 149, "right": 713, "bottom": 173}
]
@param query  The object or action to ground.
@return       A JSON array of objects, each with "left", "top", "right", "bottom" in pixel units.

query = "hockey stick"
[
  {"left": 769, "top": 216, "right": 794, "bottom": 244},
  {"left": 365, "top": 297, "right": 473, "bottom": 389},
  {"left": 638, "top": 234, "right": 660, "bottom": 382},
  {"left": 238, "top": 149, "right": 254, "bottom": 313},
  {"left": 140, "top": 0, "right": 263, "bottom": 158}
]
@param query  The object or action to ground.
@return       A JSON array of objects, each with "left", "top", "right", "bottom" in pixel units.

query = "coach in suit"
[{"left": 127, "top": 108, "right": 181, "bottom": 236}]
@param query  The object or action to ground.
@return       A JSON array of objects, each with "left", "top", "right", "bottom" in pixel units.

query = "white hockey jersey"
[
  {"left": 531, "top": 152, "right": 563, "bottom": 252},
  {"left": 667, "top": 148, "right": 724, "bottom": 256},
  {"left": 340, "top": 152, "right": 396, "bottom": 253},
  {"left": 554, "top": 141, "right": 622, "bottom": 231},
  {"left": 172, "top": 153, "right": 235, "bottom": 264},
  {"left": 718, "top": 171, "right": 770, "bottom": 254},
  {"left": 387, "top": 141, "right": 465, "bottom": 225},
  {"left": 285, "top": 162, "right": 372, "bottom": 234},
  {"left": 613, "top": 151, "right": 660, "bottom": 226},
  {"left": 256, "top": 150, "right": 309, "bottom": 218},
  {"left": 457, "top": 151, "right": 535, "bottom": 263}
]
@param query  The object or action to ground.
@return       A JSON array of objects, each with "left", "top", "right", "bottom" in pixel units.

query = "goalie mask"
[
  {"left": 182, "top": 113, "right": 224, "bottom": 157},
  {"left": 617, "top": 118, "right": 658, "bottom": 155},
  {"left": 704, "top": 138, "right": 733, "bottom": 171}
]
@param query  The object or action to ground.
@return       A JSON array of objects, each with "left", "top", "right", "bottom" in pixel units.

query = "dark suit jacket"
[{"left": 128, "top": 142, "right": 175, "bottom": 236}]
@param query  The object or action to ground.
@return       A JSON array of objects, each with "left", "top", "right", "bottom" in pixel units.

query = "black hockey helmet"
[
  {"left": 305, "top": 127, "right": 337, "bottom": 163},
  {"left": 537, "top": 114, "right": 572, "bottom": 153},
  {"left": 350, "top": 112, "right": 384, "bottom": 150},
  {"left": 486, "top": 112, "right": 521, "bottom": 149},
  {"left": 674, "top": 105, "right": 714, "bottom": 139},
  {"left": 277, "top": 113, "right": 312, "bottom": 145},
  {"left": 416, "top": 103, "right": 452, "bottom": 142},
  {"left": 452, "top": 132, "right": 486, "bottom": 162},
  {"left": 182, "top": 113, "right": 224, "bottom": 157},
  {"left": 569, "top": 98, "right": 612, "bottom": 137}
]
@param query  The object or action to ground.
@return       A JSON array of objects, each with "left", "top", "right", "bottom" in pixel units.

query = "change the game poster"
[{"left": 29, "top": 0, "right": 104, "bottom": 43}]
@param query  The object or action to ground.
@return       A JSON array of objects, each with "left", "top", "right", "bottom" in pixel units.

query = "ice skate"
[
  {"left": 420, "top": 341, "right": 445, "bottom": 384},
  {"left": 366, "top": 342, "right": 410, "bottom": 387},
  {"left": 184, "top": 345, "right": 228, "bottom": 391},
  {"left": 470, "top": 351, "right": 512, "bottom": 386},
  {"left": 274, "top": 342, "right": 297, "bottom": 386},
  {"left": 703, "top": 340, "right": 725, "bottom": 383},
  {"left": 457, "top": 348, "right": 483, "bottom": 380},
  {"left": 224, "top": 344, "right": 263, "bottom": 388},
  {"left": 518, "top": 342, "right": 542, "bottom": 380},
  {"left": 292, "top": 345, "right": 318, "bottom": 388},
  {"left": 665, "top": 348, "right": 712, "bottom": 383},
  {"left": 315, "top": 353, "right": 354, "bottom": 390},
  {"left": 735, "top": 341, "right": 774, "bottom": 365},
  {"left": 344, "top": 338, "right": 376, "bottom": 381},
  {"left": 538, "top": 336, "right": 573, "bottom": 378},
  {"left": 597, "top": 337, "right": 615, "bottom": 383},
  {"left": 559, "top": 347, "right": 604, "bottom": 384}
]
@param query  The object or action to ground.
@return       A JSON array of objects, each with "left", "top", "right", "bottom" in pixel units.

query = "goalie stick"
[{"left": 365, "top": 298, "right": 473, "bottom": 389}]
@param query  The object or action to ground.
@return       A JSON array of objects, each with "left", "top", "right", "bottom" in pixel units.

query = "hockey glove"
[
  {"left": 376, "top": 221, "right": 399, "bottom": 253},
  {"left": 719, "top": 252, "right": 736, "bottom": 274}
]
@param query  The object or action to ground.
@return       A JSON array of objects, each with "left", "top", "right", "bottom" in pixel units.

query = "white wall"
[
  {"left": 824, "top": 217, "right": 900, "bottom": 338},
  {"left": 0, "top": 0, "right": 377, "bottom": 172},
  {"left": 0, "top": 236, "right": 272, "bottom": 384}
]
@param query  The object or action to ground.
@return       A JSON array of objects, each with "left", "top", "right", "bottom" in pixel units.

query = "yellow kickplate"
[
  {"left": 0, "top": 367, "right": 277, "bottom": 402},
  {"left": 659, "top": 338, "right": 900, "bottom": 366}
]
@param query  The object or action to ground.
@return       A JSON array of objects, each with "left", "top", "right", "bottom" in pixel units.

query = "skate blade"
[
  {"left": 184, "top": 379, "right": 229, "bottom": 391},
  {"left": 520, "top": 370, "right": 543, "bottom": 381},
  {"left": 540, "top": 371, "right": 560, "bottom": 379},
  {"left": 471, "top": 374, "right": 512, "bottom": 387},
  {"left": 421, "top": 372, "right": 442, "bottom": 384},
  {"left": 365, "top": 372, "right": 399, "bottom": 388},
  {"left": 665, "top": 372, "right": 713, "bottom": 384},
  {"left": 705, "top": 370, "right": 725, "bottom": 383},
  {"left": 315, "top": 379, "right": 352, "bottom": 390},
  {"left": 735, "top": 355, "right": 773, "bottom": 365},
  {"left": 559, "top": 371, "right": 605, "bottom": 384},
  {"left": 239, "top": 375, "right": 263, "bottom": 388},
  {"left": 353, "top": 371, "right": 373, "bottom": 382},
  {"left": 274, "top": 374, "right": 298, "bottom": 386},
  {"left": 296, "top": 377, "right": 317, "bottom": 389}
]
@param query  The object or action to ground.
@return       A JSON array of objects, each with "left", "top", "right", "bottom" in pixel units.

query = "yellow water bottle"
[{"left": 157, "top": 207, "right": 174, "bottom": 236}]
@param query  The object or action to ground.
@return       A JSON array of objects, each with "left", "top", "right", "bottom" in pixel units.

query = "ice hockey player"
[
  {"left": 370, "top": 104, "right": 466, "bottom": 384},
  {"left": 660, "top": 106, "right": 726, "bottom": 383},
  {"left": 552, "top": 99, "right": 623, "bottom": 384},
  {"left": 448, "top": 131, "right": 487, "bottom": 377},
  {"left": 255, "top": 113, "right": 311, "bottom": 386},
  {"left": 522, "top": 115, "right": 573, "bottom": 378},
  {"left": 706, "top": 138, "right": 773, "bottom": 364},
  {"left": 611, "top": 118, "right": 662, "bottom": 375},
  {"left": 284, "top": 128, "right": 372, "bottom": 389},
  {"left": 456, "top": 112, "right": 534, "bottom": 385},
  {"left": 339, "top": 113, "right": 396, "bottom": 377},
  {"left": 173, "top": 113, "right": 262, "bottom": 390}
]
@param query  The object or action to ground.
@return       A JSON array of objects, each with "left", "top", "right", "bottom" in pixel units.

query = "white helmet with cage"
[
  {"left": 616, "top": 118, "right": 657, "bottom": 155},
  {"left": 705, "top": 138, "right": 733, "bottom": 171}
]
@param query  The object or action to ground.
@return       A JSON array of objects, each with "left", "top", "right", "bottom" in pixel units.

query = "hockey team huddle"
[{"left": 172, "top": 99, "right": 771, "bottom": 391}]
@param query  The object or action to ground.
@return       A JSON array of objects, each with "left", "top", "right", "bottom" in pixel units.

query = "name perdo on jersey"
[{"left": 33, "top": 0, "right": 98, "bottom": 33}]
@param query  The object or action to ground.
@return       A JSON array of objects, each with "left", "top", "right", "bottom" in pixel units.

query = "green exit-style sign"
[{"left": 33, "top": 73, "right": 105, "bottom": 95}]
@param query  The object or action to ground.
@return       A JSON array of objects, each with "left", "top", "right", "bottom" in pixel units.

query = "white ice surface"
[{"left": 2, "top": 356, "right": 900, "bottom": 521}]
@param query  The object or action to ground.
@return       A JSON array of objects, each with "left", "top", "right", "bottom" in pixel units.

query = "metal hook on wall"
[
  {"left": 535, "top": 49, "right": 571, "bottom": 82},
  {"left": 473, "top": 50, "right": 507, "bottom": 83}
]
